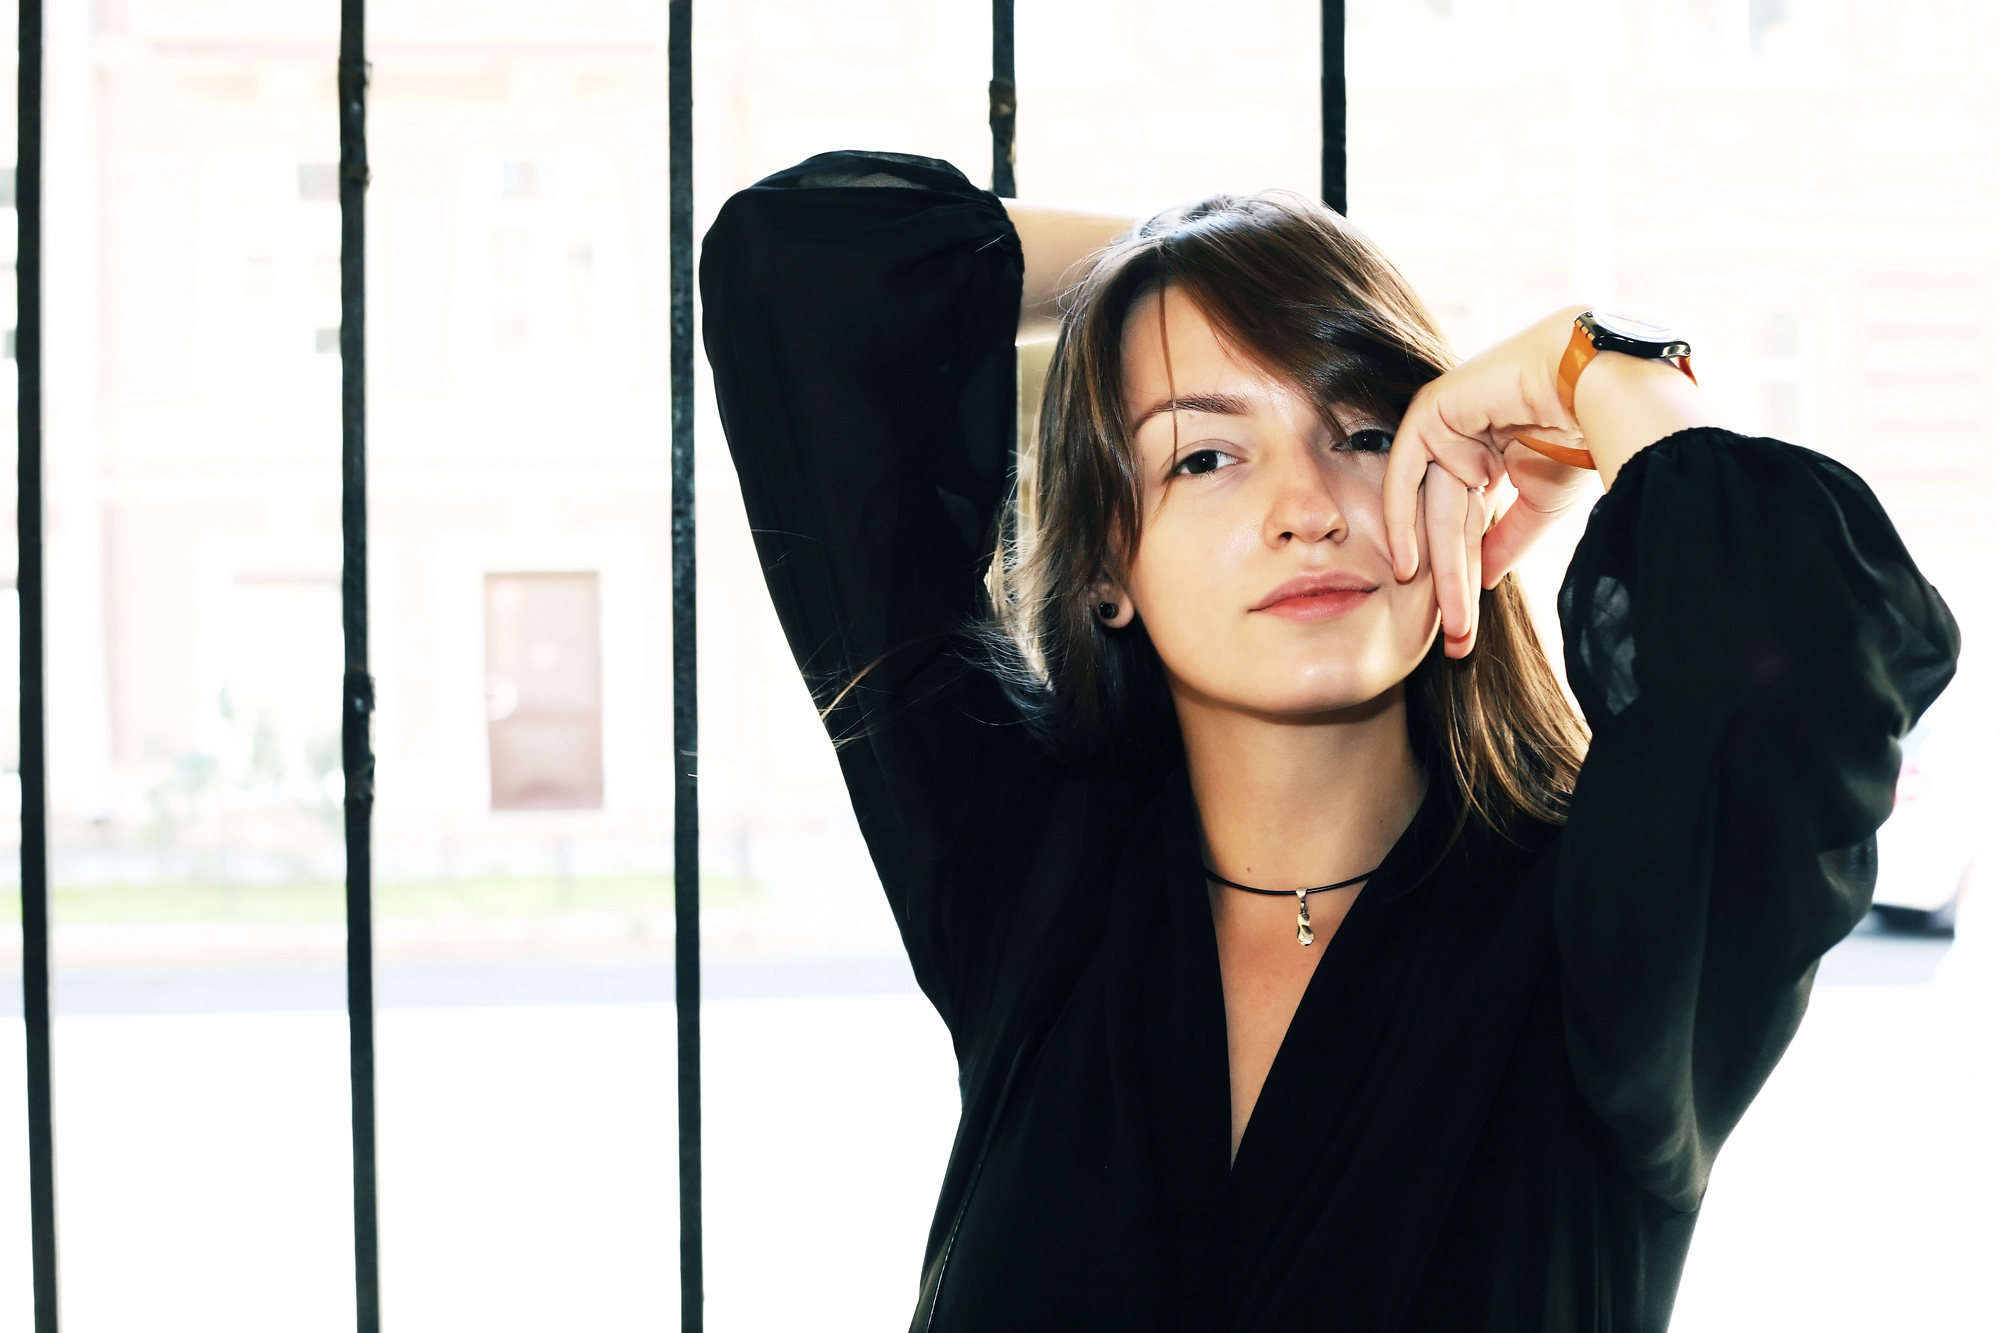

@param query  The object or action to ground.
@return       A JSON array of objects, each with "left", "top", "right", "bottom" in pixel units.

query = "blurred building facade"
[
  {"left": 2, "top": 0, "right": 686, "bottom": 908},
  {"left": 0, "top": 0, "right": 1991, "bottom": 933}
]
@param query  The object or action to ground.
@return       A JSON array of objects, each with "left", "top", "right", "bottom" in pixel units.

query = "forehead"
[
  {"left": 1121, "top": 285, "right": 1337, "bottom": 431},
  {"left": 1118, "top": 286, "right": 1389, "bottom": 441},
  {"left": 1119, "top": 286, "right": 1270, "bottom": 401}
]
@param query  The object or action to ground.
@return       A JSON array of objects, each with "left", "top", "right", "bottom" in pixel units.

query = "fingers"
[
  {"left": 1390, "top": 315, "right": 1594, "bottom": 580},
  {"left": 1384, "top": 406, "right": 1434, "bottom": 582},
  {"left": 1451, "top": 479, "right": 1489, "bottom": 657},
  {"left": 1478, "top": 439, "right": 1601, "bottom": 586},
  {"left": 1388, "top": 394, "right": 1504, "bottom": 582},
  {"left": 1424, "top": 463, "right": 1481, "bottom": 657}
]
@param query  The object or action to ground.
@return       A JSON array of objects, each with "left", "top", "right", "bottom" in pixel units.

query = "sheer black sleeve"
[
  {"left": 700, "top": 151, "right": 1063, "bottom": 1032},
  {"left": 1553, "top": 427, "right": 1958, "bottom": 1213}
]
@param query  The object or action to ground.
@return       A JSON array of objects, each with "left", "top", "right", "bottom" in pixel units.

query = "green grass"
[{"left": 0, "top": 873, "right": 765, "bottom": 926}]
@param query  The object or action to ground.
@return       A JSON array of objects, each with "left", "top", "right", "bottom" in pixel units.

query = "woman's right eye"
[{"left": 1172, "top": 448, "right": 1240, "bottom": 477}]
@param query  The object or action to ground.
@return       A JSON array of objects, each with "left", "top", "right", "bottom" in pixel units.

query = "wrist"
[{"left": 1572, "top": 352, "right": 1720, "bottom": 487}]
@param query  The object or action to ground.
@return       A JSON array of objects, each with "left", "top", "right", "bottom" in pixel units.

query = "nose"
[{"left": 1264, "top": 440, "right": 1347, "bottom": 547}]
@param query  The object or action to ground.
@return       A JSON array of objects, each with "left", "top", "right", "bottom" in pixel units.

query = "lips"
[{"left": 1252, "top": 572, "right": 1376, "bottom": 620}]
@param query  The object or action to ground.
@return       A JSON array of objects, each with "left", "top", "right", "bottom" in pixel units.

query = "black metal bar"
[
  {"left": 1321, "top": 0, "right": 1346, "bottom": 214},
  {"left": 990, "top": 0, "right": 1015, "bottom": 196},
  {"left": 15, "top": 0, "right": 58, "bottom": 1325},
  {"left": 337, "top": 3, "right": 379, "bottom": 1330},
  {"left": 668, "top": 1, "right": 700, "bottom": 1329}
]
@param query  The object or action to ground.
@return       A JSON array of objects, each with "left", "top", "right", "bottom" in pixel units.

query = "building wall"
[{"left": 1, "top": 0, "right": 1991, "bottom": 935}]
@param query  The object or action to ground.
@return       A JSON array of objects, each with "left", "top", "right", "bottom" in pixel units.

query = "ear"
[{"left": 1089, "top": 567, "right": 1137, "bottom": 630}]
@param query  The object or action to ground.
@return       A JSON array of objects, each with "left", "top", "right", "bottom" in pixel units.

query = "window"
[{"left": 7, "top": 3, "right": 1993, "bottom": 1330}]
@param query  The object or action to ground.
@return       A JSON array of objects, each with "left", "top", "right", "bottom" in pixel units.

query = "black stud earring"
[{"left": 1097, "top": 601, "right": 1118, "bottom": 621}]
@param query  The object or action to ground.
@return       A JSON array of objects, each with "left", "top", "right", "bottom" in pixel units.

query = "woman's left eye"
[
  {"left": 1172, "top": 448, "right": 1241, "bottom": 477},
  {"left": 1338, "top": 428, "right": 1394, "bottom": 454}
]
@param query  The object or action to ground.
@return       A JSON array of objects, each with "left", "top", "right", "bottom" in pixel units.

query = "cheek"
[
  {"left": 1331, "top": 463, "right": 1399, "bottom": 551},
  {"left": 1120, "top": 473, "right": 1443, "bottom": 708},
  {"left": 1341, "top": 471, "right": 1436, "bottom": 589},
  {"left": 1388, "top": 574, "right": 1443, "bottom": 655},
  {"left": 1123, "top": 503, "right": 1262, "bottom": 639},
  {"left": 1381, "top": 519, "right": 1443, "bottom": 654}
]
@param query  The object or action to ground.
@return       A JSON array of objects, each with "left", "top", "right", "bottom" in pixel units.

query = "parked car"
[{"left": 1872, "top": 690, "right": 1983, "bottom": 934}]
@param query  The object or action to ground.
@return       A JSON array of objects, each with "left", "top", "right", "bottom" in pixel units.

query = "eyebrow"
[{"left": 1130, "top": 392, "right": 1253, "bottom": 428}]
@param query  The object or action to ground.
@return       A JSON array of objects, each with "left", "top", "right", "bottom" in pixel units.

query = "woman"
[{"left": 700, "top": 150, "right": 1956, "bottom": 1332}]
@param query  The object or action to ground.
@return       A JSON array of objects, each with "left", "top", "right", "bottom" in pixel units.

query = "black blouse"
[{"left": 700, "top": 151, "right": 1959, "bottom": 1332}]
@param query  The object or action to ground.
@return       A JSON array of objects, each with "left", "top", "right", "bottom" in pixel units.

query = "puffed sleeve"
[
  {"left": 701, "top": 151, "right": 1063, "bottom": 1028},
  {"left": 1553, "top": 427, "right": 1957, "bottom": 1213}
]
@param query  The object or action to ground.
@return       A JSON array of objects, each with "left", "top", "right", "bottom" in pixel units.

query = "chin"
[
  {"left": 1267, "top": 685, "right": 1399, "bottom": 718},
  {"left": 1160, "top": 637, "right": 1420, "bottom": 720},
  {"left": 1225, "top": 670, "right": 1405, "bottom": 719}
]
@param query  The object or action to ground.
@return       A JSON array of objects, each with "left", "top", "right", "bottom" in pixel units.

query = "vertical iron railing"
[
  {"left": 2, "top": 7, "right": 1347, "bottom": 1331},
  {"left": 668, "top": 2, "right": 700, "bottom": 1330},
  {"left": 15, "top": 0, "right": 58, "bottom": 1325},
  {"left": 1322, "top": 0, "right": 1346, "bottom": 214},
  {"left": 337, "top": 3, "right": 380, "bottom": 1331},
  {"left": 990, "top": 0, "right": 1015, "bottom": 197}
]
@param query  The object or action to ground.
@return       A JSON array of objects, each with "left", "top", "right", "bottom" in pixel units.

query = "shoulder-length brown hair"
[{"left": 984, "top": 190, "right": 1587, "bottom": 836}]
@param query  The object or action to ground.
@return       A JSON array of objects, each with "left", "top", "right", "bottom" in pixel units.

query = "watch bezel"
[{"left": 1578, "top": 309, "right": 1692, "bottom": 361}]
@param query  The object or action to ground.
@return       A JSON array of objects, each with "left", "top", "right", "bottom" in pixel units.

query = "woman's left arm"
[
  {"left": 1388, "top": 309, "right": 1959, "bottom": 1211},
  {"left": 1551, "top": 429, "right": 1957, "bottom": 1212}
]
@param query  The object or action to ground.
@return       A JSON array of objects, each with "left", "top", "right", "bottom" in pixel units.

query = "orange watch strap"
[
  {"left": 1555, "top": 319, "right": 1597, "bottom": 416},
  {"left": 1514, "top": 319, "right": 1700, "bottom": 470}
]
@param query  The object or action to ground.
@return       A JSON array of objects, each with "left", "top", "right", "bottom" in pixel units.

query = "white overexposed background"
[{"left": 0, "top": 0, "right": 1992, "bottom": 1329}]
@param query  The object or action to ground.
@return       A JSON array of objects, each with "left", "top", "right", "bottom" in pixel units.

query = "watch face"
[
  {"left": 1584, "top": 306, "right": 1692, "bottom": 359},
  {"left": 1591, "top": 307, "right": 1680, "bottom": 346}
]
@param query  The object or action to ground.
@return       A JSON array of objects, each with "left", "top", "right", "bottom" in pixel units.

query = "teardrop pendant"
[{"left": 1295, "top": 889, "right": 1314, "bottom": 947}]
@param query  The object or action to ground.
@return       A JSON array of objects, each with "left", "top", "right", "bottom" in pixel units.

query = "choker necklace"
[{"left": 1201, "top": 865, "right": 1380, "bottom": 947}]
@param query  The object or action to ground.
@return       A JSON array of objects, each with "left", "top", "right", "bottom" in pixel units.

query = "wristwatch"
[{"left": 1515, "top": 310, "right": 1698, "bottom": 469}]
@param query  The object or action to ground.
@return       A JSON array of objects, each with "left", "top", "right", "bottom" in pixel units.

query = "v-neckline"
[
  {"left": 1221, "top": 778, "right": 1450, "bottom": 1195},
  {"left": 1080, "top": 766, "right": 1459, "bottom": 1328}
]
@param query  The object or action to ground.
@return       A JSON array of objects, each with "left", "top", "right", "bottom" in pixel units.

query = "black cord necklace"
[{"left": 1201, "top": 865, "right": 1380, "bottom": 947}]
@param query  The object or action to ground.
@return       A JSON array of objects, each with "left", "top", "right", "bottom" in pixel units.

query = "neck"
[{"left": 1177, "top": 682, "right": 1426, "bottom": 891}]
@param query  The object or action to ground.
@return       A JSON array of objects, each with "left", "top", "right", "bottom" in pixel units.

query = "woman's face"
[{"left": 1112, "top": 286, "right": 1441, "bottom": 718}]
